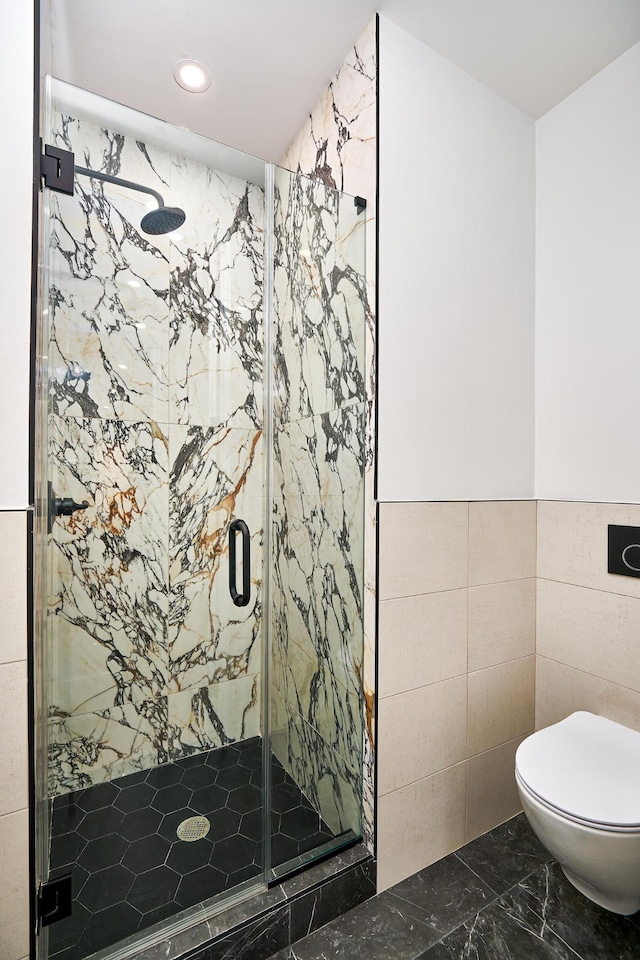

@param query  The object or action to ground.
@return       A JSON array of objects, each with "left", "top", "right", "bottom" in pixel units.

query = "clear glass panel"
[
  {"left": 40, "top": 79, "right": 268, "bottom": 960},
  {"left": 268, "top": 166, "right": 367, "bottom": 879},
  {"left": 36, "top": 80, "right": 366, "bottom": 960}
]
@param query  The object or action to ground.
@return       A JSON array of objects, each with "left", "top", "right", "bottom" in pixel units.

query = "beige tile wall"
[
  {"left": 10, "top": 496, "right": 634, "bottom": 930},
  {"left": 0, "top": 511, "right": 30, "bottom": 960},
  {"left": 536, "top": 500, "right": 640, "bottom": 735},
  {"left": 376, "top": 500, "right": 536, "bottom": 891}
]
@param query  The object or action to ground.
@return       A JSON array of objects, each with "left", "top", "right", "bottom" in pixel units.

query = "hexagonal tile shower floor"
[{"left": 48, "top": 737, "right": 334, "bottom": 960}]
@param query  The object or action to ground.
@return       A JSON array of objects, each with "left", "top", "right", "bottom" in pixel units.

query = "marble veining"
[
  {"left": 48, "top": 416, "right": 169, "bottom": 719},
  {"left": 49, "top": 114, "right": 171, "bottom": 424},
  {"left": 279, "top": 16, "right": 377, "bottom": 850},
  {"left": 167, "top": 677, "right": 260, "bottom": 759},
  {"left": 48, "top": 697, "right": 168, "bottom": 793},
  {"left": 169, "top": 156, "right": 264, "bottom": 430},
  {"left": 271, "top": 404, "right": 365, "bottom": 770},
  {"left": 47, "top": 108, "right": 266, "bottom": 793},
  {"left": 278, "top": 814, "right": 640, "bottom": 960},
  {"left": 280, "top": 19, "right": 376, "bottom": 196},
  {"left": 168, "top": 424, "right": 263, "bottom": 696},
  {"left": 267, "top": 127, "right": 369, "bottom": 840},
  {"left": 47, "top": 90, "right": 369, "bottom": 849},
  {"left": 271, "top": 690, "right": 361, "bottom": 839},
  {"left": 273, "top": 166, "right": 366, "bottom": 425}
]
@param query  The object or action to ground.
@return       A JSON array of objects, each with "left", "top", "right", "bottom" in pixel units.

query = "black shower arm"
[{"left": 74, "top": 166, "right": 165, "bottom": 209}]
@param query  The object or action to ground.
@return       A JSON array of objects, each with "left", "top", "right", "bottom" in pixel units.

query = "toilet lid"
[{"left": 515, "top": 712, "right": 640, "bottom": 828}]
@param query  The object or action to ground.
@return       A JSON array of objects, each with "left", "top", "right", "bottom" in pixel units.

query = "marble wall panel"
[
  {"left": 48, "top": 696, "right": 167, "bottom": 793},
  {"left": 271, "top": 494, "right": 364, "bottom": 697},
  {"left": 271, "top": 690, "right": 362, "bottom": 839},
  {"left": 49, "top": 113, "right": 171, "bottom": 423},
  {"left": 46, "top": 90, "right": 369, "bottom": 832},
  {"left": 274, "top": 404, "right": 366, "bottom": 509},
  {"left": 270, "top": 402, "right": 365, "bottom": 800},
  {"left": 168, "top": 424, "right": 263, "bottom": 695},
  {"left": 167, "top": 676, "right": 260, "bottom": 760},
  {"left": 169, "top": 156, "right": 264, "bottom": 430},
  {"left": 272, "top": 167, "right": 366, "bottom": 425},
  {"left": 48, "top": 416, "right": 169, "bottom": 719},
  {"left": 279, "top": 17, "right": 376, "bottom": 850},
  {"left": 46, "top": 107, "right": 266, "bottom": 793}
]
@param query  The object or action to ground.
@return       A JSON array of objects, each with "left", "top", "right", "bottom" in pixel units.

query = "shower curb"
[{"left": 130, "top": 844, "right": 375, "bottom": 960}]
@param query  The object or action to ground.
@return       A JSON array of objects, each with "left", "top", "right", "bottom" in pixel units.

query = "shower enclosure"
[{"left": 34, "top": 79, "right": 366, "bottom": 960}]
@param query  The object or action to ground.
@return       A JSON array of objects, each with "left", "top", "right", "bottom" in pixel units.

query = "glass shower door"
[
  {"left": 35, "top": 78, "right": 367, "bottom": 960},
  {"left": 268, "top": 166, "right": 367, "bottom": 878},
  {"left": 38, "top": 80, "right": 269, "bottom": 960}
]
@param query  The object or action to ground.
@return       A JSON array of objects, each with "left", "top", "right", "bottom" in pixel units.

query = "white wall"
[
  {"left": 378, "top": 16, "right": 535, "bottom": 503},
  {"left": 0, "top": 7, "right": 32, "bottom": 955},
  {"left": 536, "top": 42, "right": 640, "bottom": 503},
  {"left": 0, "top": 4, "right": 33, "bottom": 509}
]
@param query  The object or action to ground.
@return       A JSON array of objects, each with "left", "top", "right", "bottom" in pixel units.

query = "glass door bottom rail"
[{"left": 47, "top": 737, "right": 334, "bottom": 960}]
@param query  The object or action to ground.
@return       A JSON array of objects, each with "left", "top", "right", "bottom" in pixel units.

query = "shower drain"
[{"left": 176, "top": 815, "right": 211, "bottom": 842}]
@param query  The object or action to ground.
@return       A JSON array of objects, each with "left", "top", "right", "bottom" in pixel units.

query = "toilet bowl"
[{"left": 515, "top": 711, "right": 640, "bottom": 915}]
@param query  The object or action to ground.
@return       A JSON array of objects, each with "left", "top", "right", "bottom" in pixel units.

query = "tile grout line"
[
  {"left": 379, "top": 575, "right": 535, "bottom": 604},
  {"left": 536, "top": 652, "right": 640, "bottom": 700}
]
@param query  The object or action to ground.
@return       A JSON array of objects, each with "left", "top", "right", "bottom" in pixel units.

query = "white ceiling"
[{"left": 49, "top": 0, "right": 640, "bottom": 162}]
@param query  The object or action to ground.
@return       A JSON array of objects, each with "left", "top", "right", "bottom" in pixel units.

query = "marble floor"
[
  {"left": 48, "top": 737, "right": 333, "bottom": 960},
  {"left": 271, "top": 814, "right": 640, "bottom": 959}
]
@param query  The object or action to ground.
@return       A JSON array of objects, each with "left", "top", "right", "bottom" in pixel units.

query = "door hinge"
[
  {"left": 38, "top": 874, "right": 72, "bottom": 928},
  {"left": 40, "top": 141, "right": 75, "bottom": 196}
]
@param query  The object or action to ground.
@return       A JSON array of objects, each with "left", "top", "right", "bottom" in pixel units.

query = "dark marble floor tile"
[
  {"left": 502, "top": 861, "right": 640, "bottom": 960},
  {"left": 421, "top": 900, "right": 573, "bottom": 960},
  {"left": 281, "top": 844, "right": 372, "bottom": 898},
  {"left": 383, "top": 851, "right": 498, "bottom": 944},
  {"left": 289, "top": 892, "right": 438, "bottom": 960},
  {"left": 197, "top": 905, "right": 290, "bottom": 960},
  {"left": 456, "top": 814, "right": 553, "bottom": 895},
  {"left": 290, "top": 859, "right": 376, "bottom": 943},
  {"left": 204, "top": 885, "right": 286, "bottom": 940}
]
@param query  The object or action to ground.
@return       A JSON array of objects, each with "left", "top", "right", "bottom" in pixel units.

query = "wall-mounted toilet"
[{"left": 515, "top": 711, "right": 640, "bottom": 915}]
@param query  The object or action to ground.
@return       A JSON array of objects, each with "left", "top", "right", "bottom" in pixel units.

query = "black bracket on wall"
[
  {"left": 354, "top": 196, "right": 367, "bottom": 215},
  {"left": 38, "top": 874, "right": 72, "bottom": 928},
  {"left": 40, "top": 141, "right": 75, "bottom": 195}
]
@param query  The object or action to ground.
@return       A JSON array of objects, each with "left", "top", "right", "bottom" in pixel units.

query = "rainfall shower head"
[
  {"left": 74, "top": 166, "right": 186, "bottom": 236},
  {"left": 140, "top": 206, "right": 186, "bottom": 235}
]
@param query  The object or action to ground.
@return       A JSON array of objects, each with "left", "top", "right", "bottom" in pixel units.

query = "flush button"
[
  {"left": 622, "top": 544, "right": 640, "bottom": 572},
  {"left": 608, "top": 526, "right": 640, "bottom": 578}
]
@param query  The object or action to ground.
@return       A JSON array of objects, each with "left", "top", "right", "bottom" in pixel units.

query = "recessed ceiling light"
[{"left": 174, "top": 59, "right": 211, "bottom": 93}]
